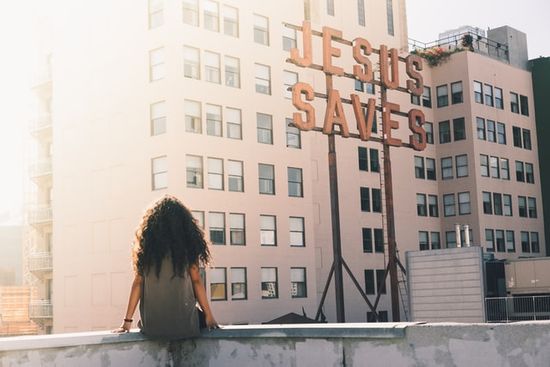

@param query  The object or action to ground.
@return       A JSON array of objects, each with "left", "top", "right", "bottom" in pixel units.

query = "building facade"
[{"left": 28, "top": 0, "right": 545, "bottom": 332}]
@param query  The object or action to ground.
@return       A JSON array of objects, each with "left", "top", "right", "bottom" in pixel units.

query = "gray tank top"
[{"left": 139, "top": 258, "right": 199, "bottom": 339}]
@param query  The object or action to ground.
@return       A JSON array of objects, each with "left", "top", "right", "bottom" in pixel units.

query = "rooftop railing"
[
  {"left": 28, "top": 205, "right": 53, "bottom": 225},
  {"left": 29, "top": 114, "right": 52, "bottom": 135},
  {"left": 485, "top": 295, "right": 550, "bottom": 322}
]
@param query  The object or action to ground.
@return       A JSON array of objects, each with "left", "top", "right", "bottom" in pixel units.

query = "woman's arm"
[
  {"left": 112, "top": 273, "right": 143, "bottom": 333},
  {"left": 189, "top": 264, "right": 219, "bottom": 329}
]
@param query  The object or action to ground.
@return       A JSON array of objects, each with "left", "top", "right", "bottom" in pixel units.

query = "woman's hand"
[
  {"left": 111, "top": 320, "right": 132, "bottom": 333},
  {"left": 205, "top": 313, "right": 220, "bottom": 330}
]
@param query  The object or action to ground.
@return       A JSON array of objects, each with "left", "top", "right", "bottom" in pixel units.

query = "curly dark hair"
[{"left": 133, "top": 195, "right": 211, "bottom": 278}]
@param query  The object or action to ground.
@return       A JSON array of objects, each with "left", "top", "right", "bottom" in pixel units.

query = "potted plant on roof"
[{"left": 462, "top": 34, "right": 474, "bottom": 51}]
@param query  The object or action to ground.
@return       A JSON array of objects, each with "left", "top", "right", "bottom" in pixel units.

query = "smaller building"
[{"left": 0, "top": 287, "right": 39, "bottom": 336}]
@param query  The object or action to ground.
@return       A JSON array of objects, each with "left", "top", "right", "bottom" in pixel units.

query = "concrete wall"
[
  {"left": 407, "top": 247, "right": 485, "bottom": 322},
  {"left": 2, "top": 322, "right": 550, "bottom": 366}
]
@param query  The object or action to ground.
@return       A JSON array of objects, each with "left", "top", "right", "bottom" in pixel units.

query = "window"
[
  {"left": 259, "top": 164, "right": 275, "bottom": 194},
  {"left": 424, "top": 122, "right": 434, "bottom": 144},
  {"left": 261, "top": 268, "right": 278, "bottom": 298},
  {"left": 372, "top": 189, "right": 382, "bottom": 213},
  {"left": 288, "top": 167, "right": 303, "bottom": 197},
  {"left": 376, "top": 269, "right": 387, "bottom": 294},
  {"left": 283, "top": 70, "right": 298, "bottom": 99},
  {"left": 441, "top": 157, "right": 453, "bottom": 180},
  {"left": 443, "top": 194, "right": 455, "bottom": 217},
  {"left": 209, "top": 212, "right": 225, "bottom": 244},
  {"left": 520, "top": 95, "right": 529, "bottom": 116},
  {"left": 227, "top": 160, "right": 243, "bottom": 192},
  {"left": 490, "top": 156, "right": 500, "bottom": 178},
  {"left": 260, "top": 215, "right": 276, "bottom": 246},
  {"left": 282, "top": 25, "right": 297, "bottom": 51},
  {"left": 501, "top": 158, "right": 510, "bottom": 180},
  {"left": 414, "top": 156, "right": 424, "bottom": 179},
  {"left": 360, "top": 187, "right": 370, "bottom": 212},
  {"left": 480, "top": 155, "right": 489, "bottom": 177},
  {"left": 456, "top": 154, "right": 468, "bottom": 178},
  {"left": 225, "top": 56, "right": 240, "bottom": 88},
  {"left": 487, "top": 120, "right": 496, "bottom": 142},
  {"left": 207, "top": 157, "right": 224, "bottom": 190},
  {"left": 182, "top": 0, "right": 199, "bottom": 26},
  {"left": 185, "top": 99, "right": 201, "bottom": 133},
  {"left": 495, "top": 87, "right": 504, "bottom": 109},
  {"left": 436, "top": 85, "right": 449, "bottom": 107},
  {"left": 374, "top": 229, "right": 384, "bottom": 253},
  {"left": 206, "top": 104, "right": 222, "bottom": 136},
  {"left": 431, "top": 232, "right": 441, "bottom": 249},
  {"left": 186, "top": 155, "right": 203, "bottom": 188},
  {"left": 439, "top": 121, "right": 450, "bottom": 144},
  {"left": 255, "top": 63, "right": 271, "bottom": 94},
  {"left": 386, "top": 0, "right": 394, "bottom": 36},
  {"left": 367, "top": 83, "right": 376, "bottom": 95},
  {"left": 210, "top": 268, "right": 227, "bottom": 300},
  {"left": 506, "top": 231, "right": 515, "bottom": 252},
  {"left": 367, "top": 311, "right": 389, "bottom": 323},
  {"left": 150, "top": 101, "right": 166, "bottom": 136},
  {"left": 483, "top": 192, "right": 493, "bottom": 214},
  {"left": 286, "top": 118, "right": 301, "bottom": 148},
  {"left": 411, "top": 93, "right": 420, "bottom": 106},
  {"left": 360, "top": 147, "right": 369, "bottom": 172},
  {"left": 226, "top": 107, "right": 242, "bottom": 139},
  {"left": 485, "top": 229, "right": 495, "bottom": 252},
  {"left": 203, "top": 0, "right": 219, "bottom": 32},
  {"left": 149, "top": 48, "right": 164, "bottom": 81},
  {"left": 184, "top": 46, "right": 200, "bottom": 79},
  {"left": 518, "top": 196, "right": 527, "bottom": 217},
  {"left": 223, "top": 5, "right": 238, "bottom": 37},
  {"left": 451, "top": 82, "right": 463, "bottom": 104},
  {"left": 521, "top": 232, "right": 530, "bottom": 253},
  {"left": 290, "top": 217, "right": 305, "bottom": 247},
  {"left": 484, "top": 84, "right": 494, "bottom": 107},
  {"left": 428, "top": 195, "right": 439, "bottom": 217},
  {"left": 513, "top": 126, "right": 522, "bottom": 147},
  {"left": 291, "top": 268, "right": 307, "bottom": 298},
  {"left": 370, "top": 149, "right": 380, "bottom": 172},
  {"left": 526, "top": 163, "right": 534, "bottom": 183},
  {"left": 476, "top": 117, "right": 486, "bottom": 140},
  {"left": 426, "top": 158, "right": 436, "bottom": 180},
  {"left": 532, "top": 234, "right": 543, "bottom": 255},
  {"left": 230, "top": 268, "right": 247, "bottom": 300},
  {"left": 497, "top": 122, "right": 506, "bottom": 144},
  {"left": 453, "top": 118, "right": 466, "bottom": 141},
  {"left": 204, "top": 51, "right": 221, "bottom": 83},
  {"left": 362, "top": 228, "right": 373, "bottom": 253},
  {"left": 416, "top": 194, "right": 427, "bottom": 217},
  {"left": 192, "top": 210, "right": 205, "bottom": 228},
  {"left": 503, "top": 194, "right": 512, "bottom": 216},
  {"left": 522, "top": 129, "right": 532, "bottom": 150},
  {"left": 493, "top": 193, "right": 503, "bottom": 216},
  {"left": 151, "top": 156, "right": 168, "bottom": 190},
  {"left": 253, "top": 14, "right": 269, "bottom": 45},
  {"left": 516, "top": 161, "right": 525, "bottom": 182},
  {"left": 148, "top": 0, "right": 163, "bottom": 29},
  {"left": 229, "top": 213, "right": 245, "bottom": 245},
  {"left": 422, "top": 86, "right": 432, "bottom": 108},
  {"left": 257, "top": 113, "right": 273, "bottom": 144},
  {"left": 474, "top": 81, "right": 483, "bottom": 104},
  {"left": 419, "top": 231, "right": 429, "bottom": 251},
  {"left": 510, "top": 92, "right": 519, "bottom": 113},
  {"left": 364, "top": 270, "right": 375, "bottom": 295},
  {"left": 327, "top": 0, "right": 335, "bottom": 15},
  {"left": 458, "top": 192, "right": 471, "bottom": 215},
  {"left": 495, "top": 230, "right": 505, "bottom": 252},
  {"left": 528, "top": 197, "right": 537, "bottom": 218}
]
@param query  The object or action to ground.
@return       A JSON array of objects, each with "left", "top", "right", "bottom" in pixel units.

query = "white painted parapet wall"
[{"left": 1, "top": 322, "right": 550, "bottom": 366}]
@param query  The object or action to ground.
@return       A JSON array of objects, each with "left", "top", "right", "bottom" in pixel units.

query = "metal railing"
[
  {"left": 29, "top": 158, "right": 52, "bottom": 178},
  {"left": 28, "top": 252, "right": 53, "bottom": 272},
  {"left": 29, "top": 300, "right": 53, "bottom": 319},
  {"left": 409, "top": 31, "right": 510, "bottom": 64},
  {"left": 30, "top": 114, "right": 52, "bottom": 134},
  {"left": 485, "top": 296, "right": 550, "bottom": 322},
  {"left": 28, "top": 205, "right": 53, "bottom": 225}
]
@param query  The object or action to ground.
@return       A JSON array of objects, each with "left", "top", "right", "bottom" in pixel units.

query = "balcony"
[
  {"left": 28, "top": 252, "right": 53, "bottom": 273},
  {"left": 28, "top": 206, "right": 53, "bottom": 225},
  {"left": 29, "top": 114, "right": 52, "bottom": 137},
  {"left": 29, "top": 158, "right": 52, "bottom": 180},
  {"left": 31, "top": 68, "right": 52, "bottom": 91},
  {"left": 28, "top": 300, "right": 52, "bottom": 319}
]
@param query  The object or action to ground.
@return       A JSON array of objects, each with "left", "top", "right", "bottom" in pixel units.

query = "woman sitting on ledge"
[{"left": 113, "top": 195, "right": 218, "bottom": 338}]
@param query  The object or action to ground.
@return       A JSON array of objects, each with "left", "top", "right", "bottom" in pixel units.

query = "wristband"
[{"left": 124, "top": 318, "right": 133, "bottom": 323}]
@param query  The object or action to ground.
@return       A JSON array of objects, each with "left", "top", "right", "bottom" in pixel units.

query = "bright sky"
[{"left": 0, "top": 1, "right": 549, "bottom": 225}]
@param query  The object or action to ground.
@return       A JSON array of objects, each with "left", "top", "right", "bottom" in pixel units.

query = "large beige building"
[{"left": 27, "top": 0, "right": 545, "bottom": 332}]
